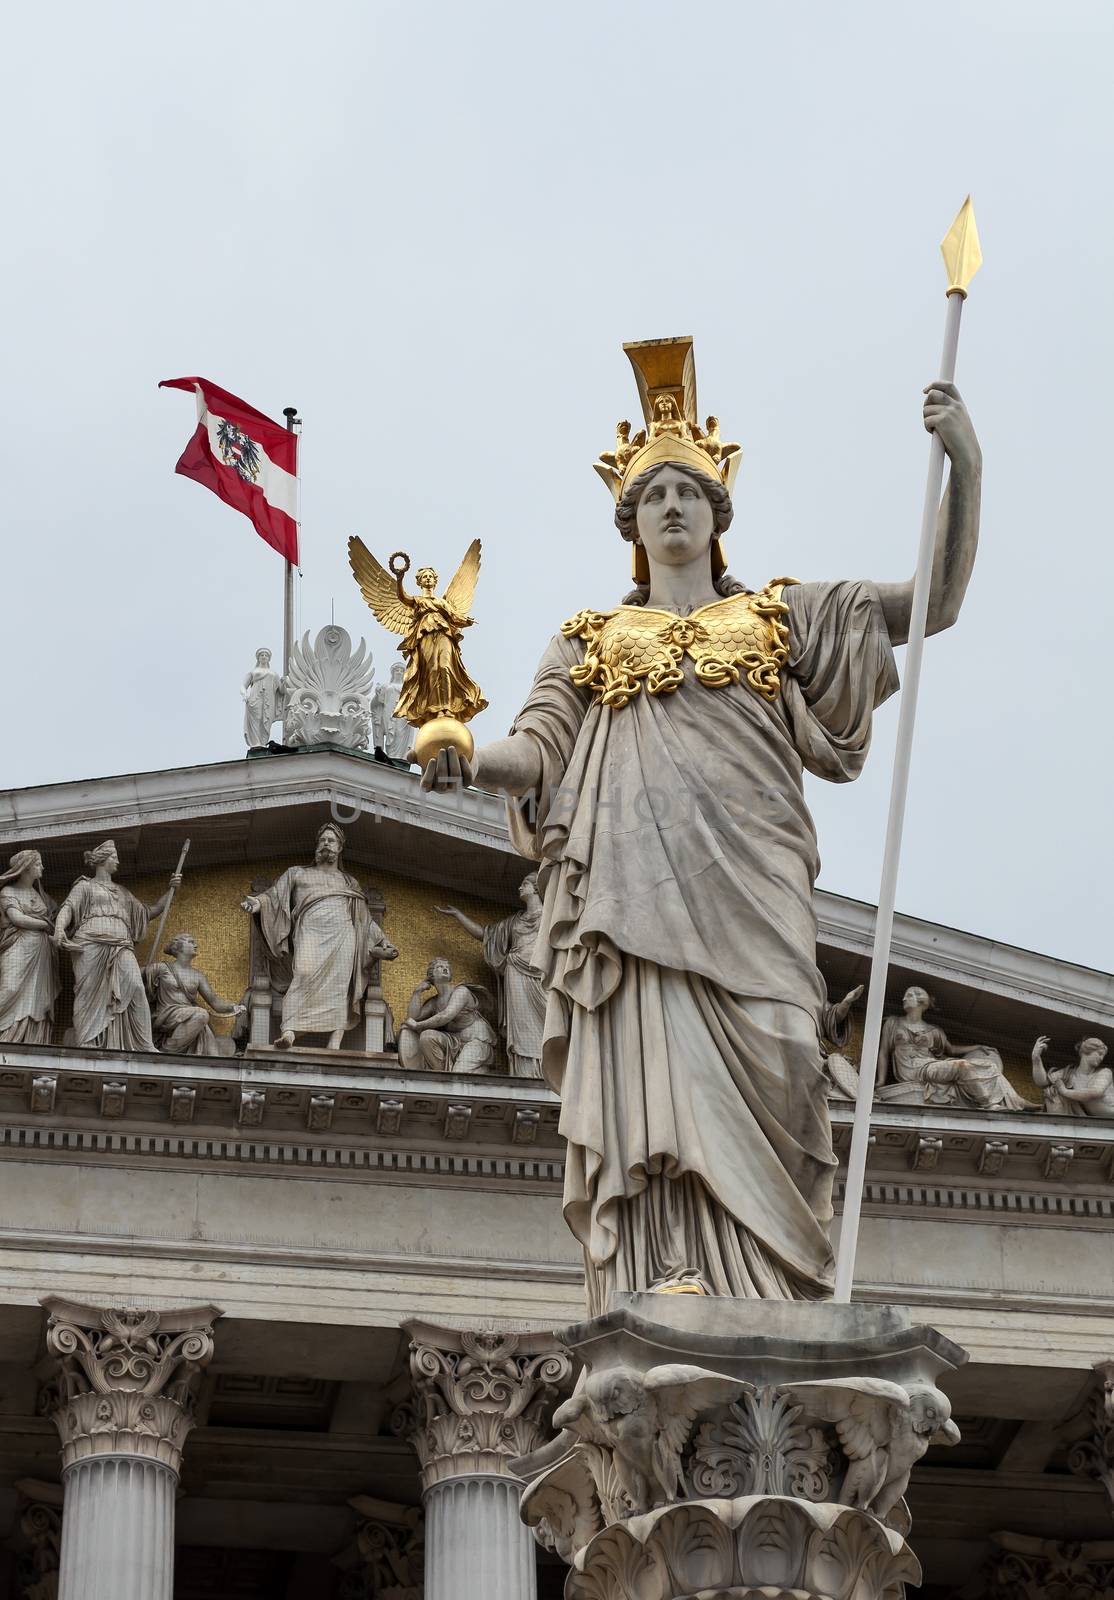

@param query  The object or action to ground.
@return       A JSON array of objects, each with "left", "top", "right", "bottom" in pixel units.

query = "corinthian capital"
[
  {"left": 1066, "top": 1359, "right": 1114, "bottom": 1511},
  {"left": 40, "top": 1296, "right": 221, "bottom": 1476},
  {"left": 399, "top": 1321, "right": 573, "bottom": 1490}
]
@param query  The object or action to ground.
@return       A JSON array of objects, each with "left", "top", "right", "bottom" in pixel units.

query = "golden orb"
[{"left": 413, "top": 716, "right": 475, "bottom": 770}]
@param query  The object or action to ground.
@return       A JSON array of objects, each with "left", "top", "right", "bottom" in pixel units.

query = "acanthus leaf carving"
[
  {"left": 690, "top": 1384, "right": 837, "bottom": 1501},
  {"left": 40, "top": 1297, "right": 220, "bottom": 1475},
  {"left": 400, "top": 1323, "right": 573, "bottom": 1489}
]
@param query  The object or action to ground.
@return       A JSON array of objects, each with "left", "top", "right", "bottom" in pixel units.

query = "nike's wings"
[
  {"left": 348, "top": 537, "right": 414, "bottom": 636},
  {"left": 443, "top": 538, "right": 482, "bottom": 617}
]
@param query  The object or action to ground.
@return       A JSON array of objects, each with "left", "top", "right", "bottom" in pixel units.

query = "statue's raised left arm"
[{"left": 874, "top": 382, "right": 982, "bottom": 645}]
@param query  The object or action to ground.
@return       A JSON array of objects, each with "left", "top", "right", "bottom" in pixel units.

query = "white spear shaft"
[{"left": 833, "top": 199, "right": 982, "bottom": 1303}]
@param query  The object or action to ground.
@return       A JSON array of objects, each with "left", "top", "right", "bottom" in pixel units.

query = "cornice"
[{"left": 0, "top": 752, "right": 513, "bottom": 855}]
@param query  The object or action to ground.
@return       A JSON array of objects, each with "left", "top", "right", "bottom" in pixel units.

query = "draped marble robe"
[
  {"left": 482, "top": 907, "right": 546, "bottom": 1078},
  {"left": 59, "top": 878, "right": 155, "bottom": 1051},
  {"left": 254, "top": 866, "right": 377, "bottom": 1037},
  {"left": 0, "top": 884, "right": 58, "bottom": 1044},
  {"left": 507, "top": 580, "right": 898, "bottom": 1310}
]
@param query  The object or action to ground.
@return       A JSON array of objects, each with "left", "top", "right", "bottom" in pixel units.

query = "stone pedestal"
[
  {"left": 517, "top": 1296, "right": 968, "bottom": 1600},
  {"left": 400, "top": 1322, "right": 573, "bottom": 1600},
  {"left": 40, "top": 1297, "right": 221, "bottom": 1600}
]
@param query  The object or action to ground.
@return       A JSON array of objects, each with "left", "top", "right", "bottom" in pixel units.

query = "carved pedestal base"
[
  {"left": 518, "top": 1297, "right": 967, "bottom": 1600},
  {"left": 564, "top": 1495, "right": 919, "bottom": 1600}
]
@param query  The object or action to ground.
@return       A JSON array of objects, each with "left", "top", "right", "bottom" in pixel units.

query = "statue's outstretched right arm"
[{"left": 419, "top": 733, "right": 542, "bottom": 797}]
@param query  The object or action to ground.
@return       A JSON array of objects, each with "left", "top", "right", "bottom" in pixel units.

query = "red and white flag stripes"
[{"left": 160, "top": 377, "right": 299, "bottom": 564}]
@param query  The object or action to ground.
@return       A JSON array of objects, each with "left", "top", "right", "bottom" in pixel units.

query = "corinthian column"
[
  {"left": 40, "top": 1296, "right": 221, "bottom": 1600},
  {"left": 399, "top": 1322, "right": 572, "bottom": 1600}
]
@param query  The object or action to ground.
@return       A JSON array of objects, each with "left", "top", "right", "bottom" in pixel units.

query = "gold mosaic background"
[{"left": 125, "top": 860, "right": 504, "bottom": 1043}]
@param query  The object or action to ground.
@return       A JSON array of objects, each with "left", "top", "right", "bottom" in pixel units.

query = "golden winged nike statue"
[{"left": 347, "top": 536, "right": 488, "bottom": 765}]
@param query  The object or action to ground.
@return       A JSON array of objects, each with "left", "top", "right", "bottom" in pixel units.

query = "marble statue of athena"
[{"left": 422, "top": 337, "right": 982, "bottom": 1312}]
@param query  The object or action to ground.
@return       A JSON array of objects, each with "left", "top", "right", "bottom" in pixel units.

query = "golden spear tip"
[{"left": 940, "top": 195, "right": 982, "bottom": 298}]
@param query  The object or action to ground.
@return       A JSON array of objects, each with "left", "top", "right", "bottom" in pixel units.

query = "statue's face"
[
  {"left": 316, "top": 829, "right": 342, "bottom": 864},
  {"left": 257, "top": 649, "right": 271, "bottom": 666},
  {"left": 428, "top": 958, "right": 452, "bottom": 982},
  {"left": 1079, "top": 1038, "right": 1108, "bottom": 1067},
  {"left": 176, "top": 936, "right": 198, "bottom": 960},
  {"left": 635, "top": 466, "right": 715, "bottom": 570},
  {"left": 903, "top": 986, "right": 929, "bottom": 1012},
  {"left": 416, "top": 567, "right": 437, "bottom": 593}
]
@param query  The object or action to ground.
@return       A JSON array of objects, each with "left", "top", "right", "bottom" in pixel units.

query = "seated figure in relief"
[
  {"left": 0, "top": 850, "right": 59, "bottom": 1045},
  {"left": 877, "top": 985, "right": 1029, "bottom": 1111},
  {"left": 396, "top": 957, "right": 497, "bottom": 1073},
  {"left": 241, "top": 823, "right": 398, "bottom": 1049},
  {"left": 1032, "top": 1034, "right": 1114, "bottom": 1118},
  {"left": 146, "top": 934, "right": 246, "bottom": 1056},
  {"left": 53, "top": 840, "right": 181, "bottom": 1052},
  {"left": 435, "top": 873, "right": 546, "bottom": 1078}
]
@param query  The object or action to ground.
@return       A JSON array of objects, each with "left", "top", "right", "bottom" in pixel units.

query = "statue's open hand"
[
  {"left": 1033, "top": 1034, "right": 1051, "bottom": 1061},
  {"left": 923, "top": 381, "right": 979, "bottom": 468},
  {"left": 832, "top": 983, "right": 864, "bottom": 1024},
  {"left": 418, "top": 746, "right": 474, "bottom": 794},
  {"left": 241, "top": 896, "right": 261, "bottom": 914}
]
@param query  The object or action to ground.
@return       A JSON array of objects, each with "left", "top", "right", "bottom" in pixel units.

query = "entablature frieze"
[{"left": 0, "top": 1048, "right": 1112, "bottom": 1217}]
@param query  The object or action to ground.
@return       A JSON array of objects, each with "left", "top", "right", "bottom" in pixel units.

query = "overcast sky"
[{"left": 2, "top": 1, "right": 1111, "bottom": 970}]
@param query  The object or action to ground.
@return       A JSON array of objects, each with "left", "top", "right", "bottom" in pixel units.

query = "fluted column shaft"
[
  {"left": 39, "top": 1296, "right": 221, "bottom": 1600},
  {"left": 424, "top": 1476, "right": 532, "bottom": 1600},
  {"left": 400, "top": 1321, "right": 572, "bottom": 1600},
  {"left": 57, "top": 1456, "right": 176, "bottom": 1600}
]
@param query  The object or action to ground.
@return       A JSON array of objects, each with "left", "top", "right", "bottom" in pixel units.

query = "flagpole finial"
[
  {"left": 283, "top": 406, "right": 300, "bottom": 432},
  {"left": 940, "top": 196, "right": 982, "bottom": 299}
]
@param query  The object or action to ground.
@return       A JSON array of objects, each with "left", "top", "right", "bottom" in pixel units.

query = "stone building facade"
[{"left": 0, "top": 748, "right": 1110, "bottom": 1597}]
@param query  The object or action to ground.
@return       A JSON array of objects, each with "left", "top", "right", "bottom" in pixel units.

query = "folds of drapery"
[{"left": 506, "top": 579, "right": 898, "bottom": 1298}]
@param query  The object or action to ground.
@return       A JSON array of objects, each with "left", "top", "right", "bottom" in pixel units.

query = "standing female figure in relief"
[
  {"left": 53, "top": 841, "right": 181, "bottom": 1051},
  {"left": 241, "top": 646, "right": 284, "bottom": 748},
  {"left": 0, "top": 850, "right": 59, "bottom": 1044},
  {"left": 1032, "top": 1035, "right": 1114, "bottom": 1117},
  {"left": 147, "top": 934, "right": 246, "bottom": 1055},
  {"left": 878, "top": 986, "right": 1028, "bottom": 1111},
  {"left": 436, "top": 873, "right": 546, "bottom": 1078},
  {"left": 421, "top": 338, "right": 985, "bottom": 1311}
]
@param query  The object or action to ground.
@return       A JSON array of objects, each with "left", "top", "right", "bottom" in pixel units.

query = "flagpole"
[
  {"left": 283, "top": 405, "right": 300, "bottom": 674},
  {"left": 833, "top": 198, "right": 983, "bottom": 1303}
]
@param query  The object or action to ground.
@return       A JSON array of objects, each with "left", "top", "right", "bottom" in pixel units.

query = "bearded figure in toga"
[{"left": 241, "top": 822, "right": 397, "bottom": 1049}]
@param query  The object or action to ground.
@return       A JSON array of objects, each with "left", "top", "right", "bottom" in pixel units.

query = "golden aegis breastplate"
[{"left": 562, "top": 580, "right": 798, "bottom": 709}]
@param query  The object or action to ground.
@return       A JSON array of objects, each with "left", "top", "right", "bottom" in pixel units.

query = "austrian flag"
[{"left": 160, "top": 377, "right": 299, "bottom": 564}]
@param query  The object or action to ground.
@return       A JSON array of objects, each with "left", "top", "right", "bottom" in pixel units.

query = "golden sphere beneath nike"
[{"left": 413, "top": 716, "right": 475, "bottom": 771}]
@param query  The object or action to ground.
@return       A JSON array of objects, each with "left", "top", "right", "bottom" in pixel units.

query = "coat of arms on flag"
[
  {"left": 160, "top": 377, "right": 298, "bottom": 564},
  {"left": 215, "top": 419, "right": 262, "bottom": 483}
]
